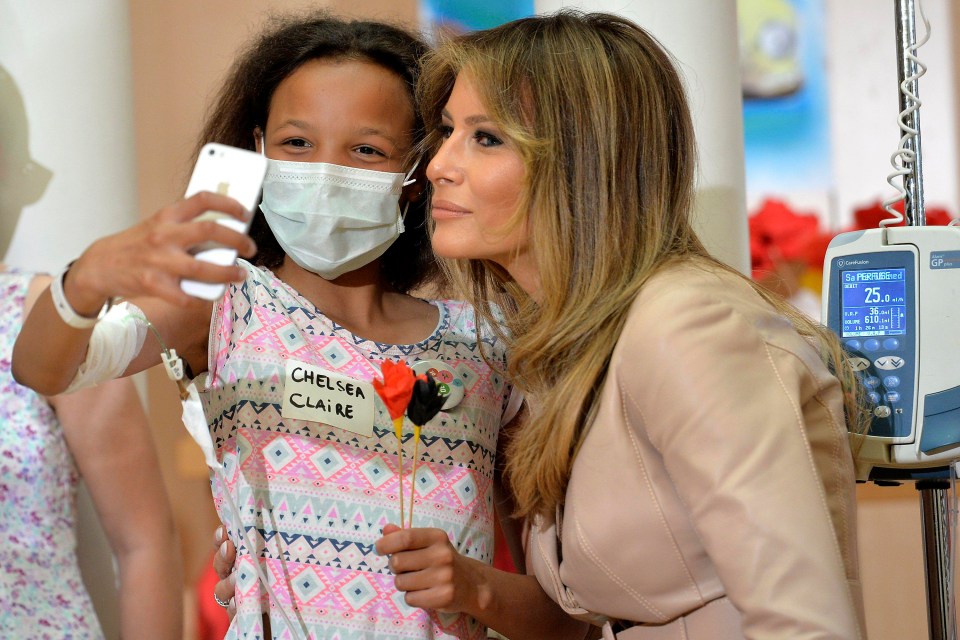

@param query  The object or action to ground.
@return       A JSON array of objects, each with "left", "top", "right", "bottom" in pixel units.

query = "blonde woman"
[{"left": 377, "top": 11, "right": 867, "bottom": 639}]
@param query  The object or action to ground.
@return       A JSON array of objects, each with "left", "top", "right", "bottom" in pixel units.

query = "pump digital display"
[{"left": 840, "top": 268, "right": 907, "bottom": 337}]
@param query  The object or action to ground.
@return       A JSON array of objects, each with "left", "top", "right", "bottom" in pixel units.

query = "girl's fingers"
[
  {"left": 375, "top": 526, "right": 447, "bottom": 557},
  {"left": 213, "top": 540, "right": 236, "bottom": 580},
  {"left": 165, "top": 216, "right": 257, "bottom": 256},
  {"left": 393, "top": 563, "right": 455, "bottom": 593},
  {"left": 160, "top": 191, "right": 250, "bottom": 225},
  {"left": 388, "top": 542, "right": 456, "bottom": 575},
  {"left": 214, "top": 571, "right": 236, "bottom": 599},
  {"left": 104, "top": 248, "right": 245, "bottom": 306},
  {"left": 213, "top": 525, "right": 226, "bottom": 548},
  {"left": 156, "top": 250, "right": 247, "bottom": 286}
]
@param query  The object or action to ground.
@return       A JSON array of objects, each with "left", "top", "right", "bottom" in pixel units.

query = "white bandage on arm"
[{"left": 64, "top": 301, "right": 149, "bottom": 393}]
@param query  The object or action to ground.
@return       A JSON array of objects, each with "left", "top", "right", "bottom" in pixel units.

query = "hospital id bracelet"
[{"left": 50, "top": 262, "right": 113, "bottom": 329}]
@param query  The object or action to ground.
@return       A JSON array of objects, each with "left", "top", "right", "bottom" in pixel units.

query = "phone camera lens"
[{"left": 209, "top": 148, "right": 215, "bottom": 155}]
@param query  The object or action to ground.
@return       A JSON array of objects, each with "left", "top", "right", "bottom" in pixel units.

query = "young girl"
[
  {"left": 13, "top": 13, "right": 519, "bottom": 640},
  {"left": 377, "top": 11, "right": 867, "bottom": 640}
]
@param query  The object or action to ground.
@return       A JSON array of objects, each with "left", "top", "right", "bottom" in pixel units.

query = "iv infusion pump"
[{"left": 823, "top": 225, "right": 960, "bottom": 481}]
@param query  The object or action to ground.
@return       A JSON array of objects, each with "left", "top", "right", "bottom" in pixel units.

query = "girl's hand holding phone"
[
  {"left": 64, "top": 191, "right": 257, "bottom": 313},
  {"left": 179, "top": 143, "right": 267, "bottom": 300}
]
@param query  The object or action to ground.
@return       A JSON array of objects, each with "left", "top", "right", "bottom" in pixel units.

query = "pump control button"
[
  {"left": 875, "top": 356, "right": 905, "bottom": 370},
  {"left": 885, "top": 391, "right": 901, "bottom": 403},
  {"left": 883, "top": 375, "right": 900, "bottom": 388},
  {"left": 874, "top": 405, "right": 892, "bottom": 418},
  {"left": 847, "top": 357, "right": 871, "bottom": 372},
  {"left": 845, "top": 339, "right": 862, "bottom": 351},
  {"left": 864, "top": 376, "right": 881, "bottom": 389},
  {"left": 863, "top": 339, "right": 881, "bottom": 352},
  {"left": 882, "top": 338, "right": 900, "bottom": 350}
]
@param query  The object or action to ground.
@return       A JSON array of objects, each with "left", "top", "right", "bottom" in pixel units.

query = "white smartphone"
[{"left": 179, "top": 142, "right": 268, "bottom": 300}]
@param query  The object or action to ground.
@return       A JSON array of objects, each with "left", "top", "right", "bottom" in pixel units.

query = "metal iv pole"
[
  {"left": 919, "top": 477, "right": 955, "bottom": 640},
  {"left": 893, "top": 0, "right": 956, "bottom": 637},
  {"left": 894, "top": 0, "right": 925, "bottom": 226}
]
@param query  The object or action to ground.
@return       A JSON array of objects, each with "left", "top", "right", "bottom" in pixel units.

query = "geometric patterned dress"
[
  {"left": 203, "top": 262, "right": 515, "bottom": 640},
  {"left": 0, "top": 270, "right": 104, "bottom": 639}
]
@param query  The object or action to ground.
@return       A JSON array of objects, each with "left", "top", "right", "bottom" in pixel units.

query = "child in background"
[{"left": 1, "top": 267, "right": 181, "bottom": 639}]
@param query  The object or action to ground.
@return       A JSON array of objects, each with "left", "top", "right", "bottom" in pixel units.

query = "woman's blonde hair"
[{"left": 419, "top": 10, "right": 867, "bottom": 518}]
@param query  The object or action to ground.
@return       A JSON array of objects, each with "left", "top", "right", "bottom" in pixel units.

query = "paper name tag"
[{"left": 281, "top": 360, "right": 375, "bottom": 437}]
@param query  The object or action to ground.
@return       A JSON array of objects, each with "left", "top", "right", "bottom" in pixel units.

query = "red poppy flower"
[{"left": 372, "top": 359, "right": 416, "bottom": 420}]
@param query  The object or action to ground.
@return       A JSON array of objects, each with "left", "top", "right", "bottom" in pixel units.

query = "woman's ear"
[{"left": 253, "top": 127, "right": 263, "bottom": 154}]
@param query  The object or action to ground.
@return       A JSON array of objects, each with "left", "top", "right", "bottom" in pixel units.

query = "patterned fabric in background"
[{"left": 0, "top": 270, "right": 104, "bottom": 639}]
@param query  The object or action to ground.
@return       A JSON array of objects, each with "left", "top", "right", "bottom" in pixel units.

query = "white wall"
[
  {"left": 825, "top": 0, "right": 957, "bottom": 228},
  {"left": 534, "top": 0, "right": 750, "bottom": 274},
  {"left": 1, "top": 0, "right": 139, "bottom": 272}
]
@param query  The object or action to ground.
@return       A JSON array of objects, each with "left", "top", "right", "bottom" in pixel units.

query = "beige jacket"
[{"left": 528, "top": 262, "right": 865, "bottom": 639}]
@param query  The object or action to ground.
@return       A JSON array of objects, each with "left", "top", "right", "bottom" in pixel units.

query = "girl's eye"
[
  {"left": 355, "top": 145, "right": 386, "bottom": 158},
  {"left": 282, "top": 138, "right": 311, "bottom": 149},
  {"left": 474, "top": 130, "right": 503, "bottom": 148},
  {"left": 437, "top": 124, "right": 453, "bottom": 139}
]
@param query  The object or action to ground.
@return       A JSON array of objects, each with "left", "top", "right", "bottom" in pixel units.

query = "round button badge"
[{"left": 412, "top": 360, "right": 465, "bottom": 411}]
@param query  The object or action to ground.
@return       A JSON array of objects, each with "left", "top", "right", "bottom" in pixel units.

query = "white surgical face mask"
[{"left": 258, "top": 140, "right": 417, "bottom": 280}]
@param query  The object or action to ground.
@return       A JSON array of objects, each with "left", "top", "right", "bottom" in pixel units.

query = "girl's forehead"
[{"left": 267, "top": 59, "right": 415, "bottom": 136}]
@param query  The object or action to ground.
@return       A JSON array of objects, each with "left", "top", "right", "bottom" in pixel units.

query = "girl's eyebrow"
[
  {"left": 275, "top": 118, "right": 312, "bottom": 130},
  {"left": 357, "top": 126, "right": 400, "bottom": 147},
  {"left": 440, "top": 108, "right": 492, "bottom": 126}
]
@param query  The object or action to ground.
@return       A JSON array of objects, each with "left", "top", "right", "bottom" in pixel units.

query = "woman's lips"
[{"left": 431, "top": 199, "right": 471, "bottom": 218}]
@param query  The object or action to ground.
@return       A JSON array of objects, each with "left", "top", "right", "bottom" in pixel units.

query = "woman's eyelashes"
[
  {"left": 436, "top": 123, "right": 504, "bottom": 148},
  {"left": 473, "top": 129, "right": 503, "bottom": 147}
]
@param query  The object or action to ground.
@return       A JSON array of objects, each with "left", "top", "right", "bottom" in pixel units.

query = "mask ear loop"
[
  {"left": 402, "top": 156, "right": 421, "bottom": 187},
  {"left": 397, "top": 157, "right": 420, "bottom": 234},
  {"left": 256, "top": 129, "right": 267, "bottom": 158},
  {"left": 397, "top": 201, "right": 410, "bottom": 234}
]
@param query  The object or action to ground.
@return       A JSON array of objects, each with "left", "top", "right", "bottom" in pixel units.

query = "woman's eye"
[
  {"left": 474, "top": 130, "right": 503, "bottom": 147},
  {"left": 437, "top": 124, "right": 453, "bottom": 139}
]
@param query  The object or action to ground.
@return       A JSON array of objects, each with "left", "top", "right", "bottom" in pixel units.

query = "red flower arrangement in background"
[
  {"left": 848, "top": 199, "right": 955, "bottom": 230},
  {"left": 749, "top": 198, "right": 831, "bottom": 280},
  {"left": 749, "top": 197, "right": 955, "bottom": 314}
]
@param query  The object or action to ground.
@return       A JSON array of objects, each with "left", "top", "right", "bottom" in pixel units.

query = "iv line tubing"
[{"left": 133, "top": 311, "right": 310, "bottom": 639}]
